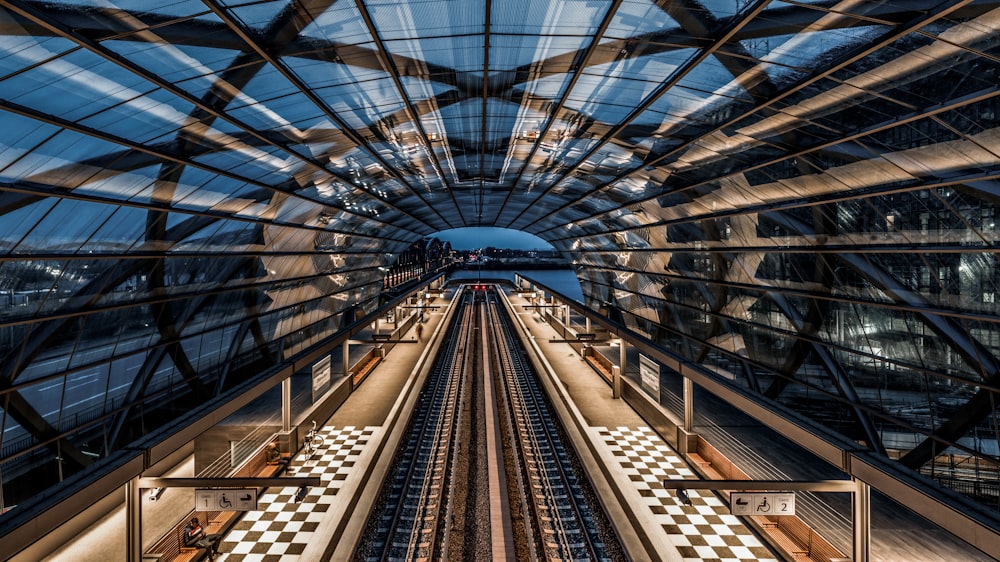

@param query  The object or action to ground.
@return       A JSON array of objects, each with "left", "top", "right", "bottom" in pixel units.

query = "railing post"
[
  {"left": 683, "top": 377, "right": 693, "bottom": 433},
  {"left": 853, "top": 478, "right": 870, "bottom": 562},
  {"left": 126, "top": 476, "right": 141, "bottom": 562},
  {"left": 282, "top": 376, "right": 291, "bottom": 433}
]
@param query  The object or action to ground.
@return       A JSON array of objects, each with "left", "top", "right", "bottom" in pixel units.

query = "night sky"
[{"left": 433, "top": 227, "right": 554, "bottom": 250}]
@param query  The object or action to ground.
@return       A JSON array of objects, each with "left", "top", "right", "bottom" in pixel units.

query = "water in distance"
[{"left": 448, "top": 268, "right": 583, "bottom": 303}]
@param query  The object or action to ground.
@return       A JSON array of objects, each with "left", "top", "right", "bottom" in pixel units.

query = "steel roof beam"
[
  {"left": 507, "top": 0, "right": 772, "bottom": 230},
  {"left": 350, "top": 0, "right": 466, "bottom": 225},
  {"left": 200, "top": 0, "right": 457, "bottom": 230},
  {"left": 0, "top": 0, "right": 422, "bottom": 227},
  {"left": 529, "top": 0, "right": 978, "bottom": 235}
]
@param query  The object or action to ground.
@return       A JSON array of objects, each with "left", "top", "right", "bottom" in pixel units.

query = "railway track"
[
  {"left": 361, "top": 295, "right": 474, "bottom": 560},
  {"left": 485, "top": 290, "right": 614, "bottom": 561},
  {"left": 358, "top": 285, "right": 623, "bottom": 561}
]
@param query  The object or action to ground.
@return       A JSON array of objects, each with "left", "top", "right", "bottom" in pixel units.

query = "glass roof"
[{"left": 1, "top": 0, "right": 1000, "bottom": 545}]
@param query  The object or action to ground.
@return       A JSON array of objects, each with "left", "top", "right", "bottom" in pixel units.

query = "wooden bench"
[
  {"left": 692, "top": 439, "right": 846, "bottom": 562},
  {"left": 583, "top": 353, "right": 614, "bottom": 385},
  {"left": 352, "top": 350, "right": 382, "bottom": 387},
  {"left": 760, "top": 523, "right": 810, "bottom": 558},
  {"left": 145, "top": 519, "right": 186, "bottom": 561},
  {"left": 145, "top": 441, "right": 289, "bottom": 561},
  {"left": 146, "top": 508, "right": 227, "bottom": 562},
  {"left": 238, "top": 438, "right": 291, "bottom": 479},
  {"left": 773, "top": 515, "right": 845, "bottom": 561},
  {"left": 686, "top": 453, "right": 720, "bottom": 478}
]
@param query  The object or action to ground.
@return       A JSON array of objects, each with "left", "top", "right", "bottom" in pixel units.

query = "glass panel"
[{"left": 2, "top": 0, "right": 1000, "bottom": 530}]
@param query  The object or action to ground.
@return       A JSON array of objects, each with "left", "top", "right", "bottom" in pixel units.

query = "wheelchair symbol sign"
[{"left": 731, "top": 492, "right": 795, "bottom": 516}]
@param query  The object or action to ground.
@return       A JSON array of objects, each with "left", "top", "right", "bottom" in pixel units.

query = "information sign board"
[
  {"left": 194, "top": 488, "right": 258, "bottom": 512},
  {"left": 639, "top": 353, "right": 660, "bottom": 400},
  {"left": 730, "top": 492, "right": 795, "bottom": 516},
  {"left": 312, "top": 354, "right": 331, "bottom": 402}
]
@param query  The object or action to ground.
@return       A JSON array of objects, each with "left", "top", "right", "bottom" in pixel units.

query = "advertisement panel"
[
  {"left": 312, "top": 354, "right": 331, "bottom": 402},
  {"left": 639, "top": 353, "right": 660, "bottom": 400}
]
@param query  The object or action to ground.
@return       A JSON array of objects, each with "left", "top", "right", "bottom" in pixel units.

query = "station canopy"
[{"left": 0, "top": 0, "right": 999, "bottom": 532}]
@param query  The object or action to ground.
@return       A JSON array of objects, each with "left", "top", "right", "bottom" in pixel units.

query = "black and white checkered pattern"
[
  {"left": 596, "top": 426, "right": 778, "bottom": 562},
  {"left": 218, "top": 426, "right": 377, "bottom": 561},
  {"left": 217, "top": 424, "right": 773, "bottom": 561}
]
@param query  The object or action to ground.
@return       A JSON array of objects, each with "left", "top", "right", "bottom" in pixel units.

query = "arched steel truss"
[{"left": 0, "top": 0, "right": 998, "bottom": 548}]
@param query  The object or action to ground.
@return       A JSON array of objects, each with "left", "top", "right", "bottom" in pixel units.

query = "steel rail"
[
  {"left": 488, "top": 291, "right": 603, "bottom": 560},
  {"left": 367, "top": 293, "right": 470, "bottom": 560}
]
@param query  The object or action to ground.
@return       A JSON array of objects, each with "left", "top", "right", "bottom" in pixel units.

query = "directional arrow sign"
[{"left": 195, "top": 490, "right": 216, "bottom": 512}]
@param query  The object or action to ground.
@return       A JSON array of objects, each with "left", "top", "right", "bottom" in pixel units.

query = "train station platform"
[
  {"left": 505, "top": 290, "right": 780, "bottom": 562},
  {"left": 37, "top": 290, "right": 450, "bottom": 562},
  {"left": 37, "top": 281, "right": 992, "bottom": 562},
  {"left": 184, "top": 284, "right": 779, "bottom": 562},
  {"left": 507, "top": 282, "right": 994, "bottom": 562}
]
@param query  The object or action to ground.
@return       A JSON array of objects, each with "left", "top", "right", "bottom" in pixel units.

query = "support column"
[
  {"left": 683, "top": 377, "right": 693, "bottom": 432},
  {"left": 853, "top": 478, "right": 871, "bottom": 562},
  {"left": 678, "top": 376, "right": 697, "bottom": 453},
  {"left": 126, "top": 476, "right": 141, "bottom": 562},
  {"left": 342, "top": 340, "right": 351, "bottom": 388},
  {"left": 282, "top": 377, "right": 291, "bottom": 433},
  {"left": 619, "top": 338, "right": 627, "bottom": 380},
  {"left": 586, "top": 316, "right": 591, "bottom": 333},
  {"left": 613, "top": 337, "right": 626, "bottom": 399}
]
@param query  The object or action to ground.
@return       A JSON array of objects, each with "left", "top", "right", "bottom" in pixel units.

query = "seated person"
[
  {"left": 184, "top": 516, "right": 222, "bottom": 560},
  {"left": 265, "top": 441, "right": 287, "bottom": 466}
]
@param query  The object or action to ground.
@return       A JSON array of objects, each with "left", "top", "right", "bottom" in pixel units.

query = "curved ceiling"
[{"left": 1, "top": 0, "right": 1000, "bottom": 538}]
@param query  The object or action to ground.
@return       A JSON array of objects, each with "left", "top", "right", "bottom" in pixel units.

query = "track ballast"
[{"left": 357, "top": 285, "right": 625, "bottom": 562}]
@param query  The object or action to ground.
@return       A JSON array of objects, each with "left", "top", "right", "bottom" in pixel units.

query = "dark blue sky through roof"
[{"left": 433, "top": 227, "right": 554, "bottom": 250}]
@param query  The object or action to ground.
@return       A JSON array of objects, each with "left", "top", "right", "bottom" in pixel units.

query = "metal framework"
[{"left": 0, "top": 0, "right": 998, "bottom": 555}]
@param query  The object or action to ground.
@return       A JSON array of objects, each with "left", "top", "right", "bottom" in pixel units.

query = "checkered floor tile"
[
  {"left": 596, "top": 427, "right": 778, "bottom": 562},
  {"left": 217, "top": 426, "right": 378, "bottom": 562}
]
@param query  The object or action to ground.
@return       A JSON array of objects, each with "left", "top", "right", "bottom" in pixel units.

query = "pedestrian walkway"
[
  {"left": 220, "top": 426, "right": 379, "bottom": 561},
  {"left": 593, "top": 426, "right": 777, "bottom": 562},
  {"left": 207, "top": 295, "right": 449, "bottom": 561},
  {"left": 505, "top": 289, "right": 780, "bottom": 561}
]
